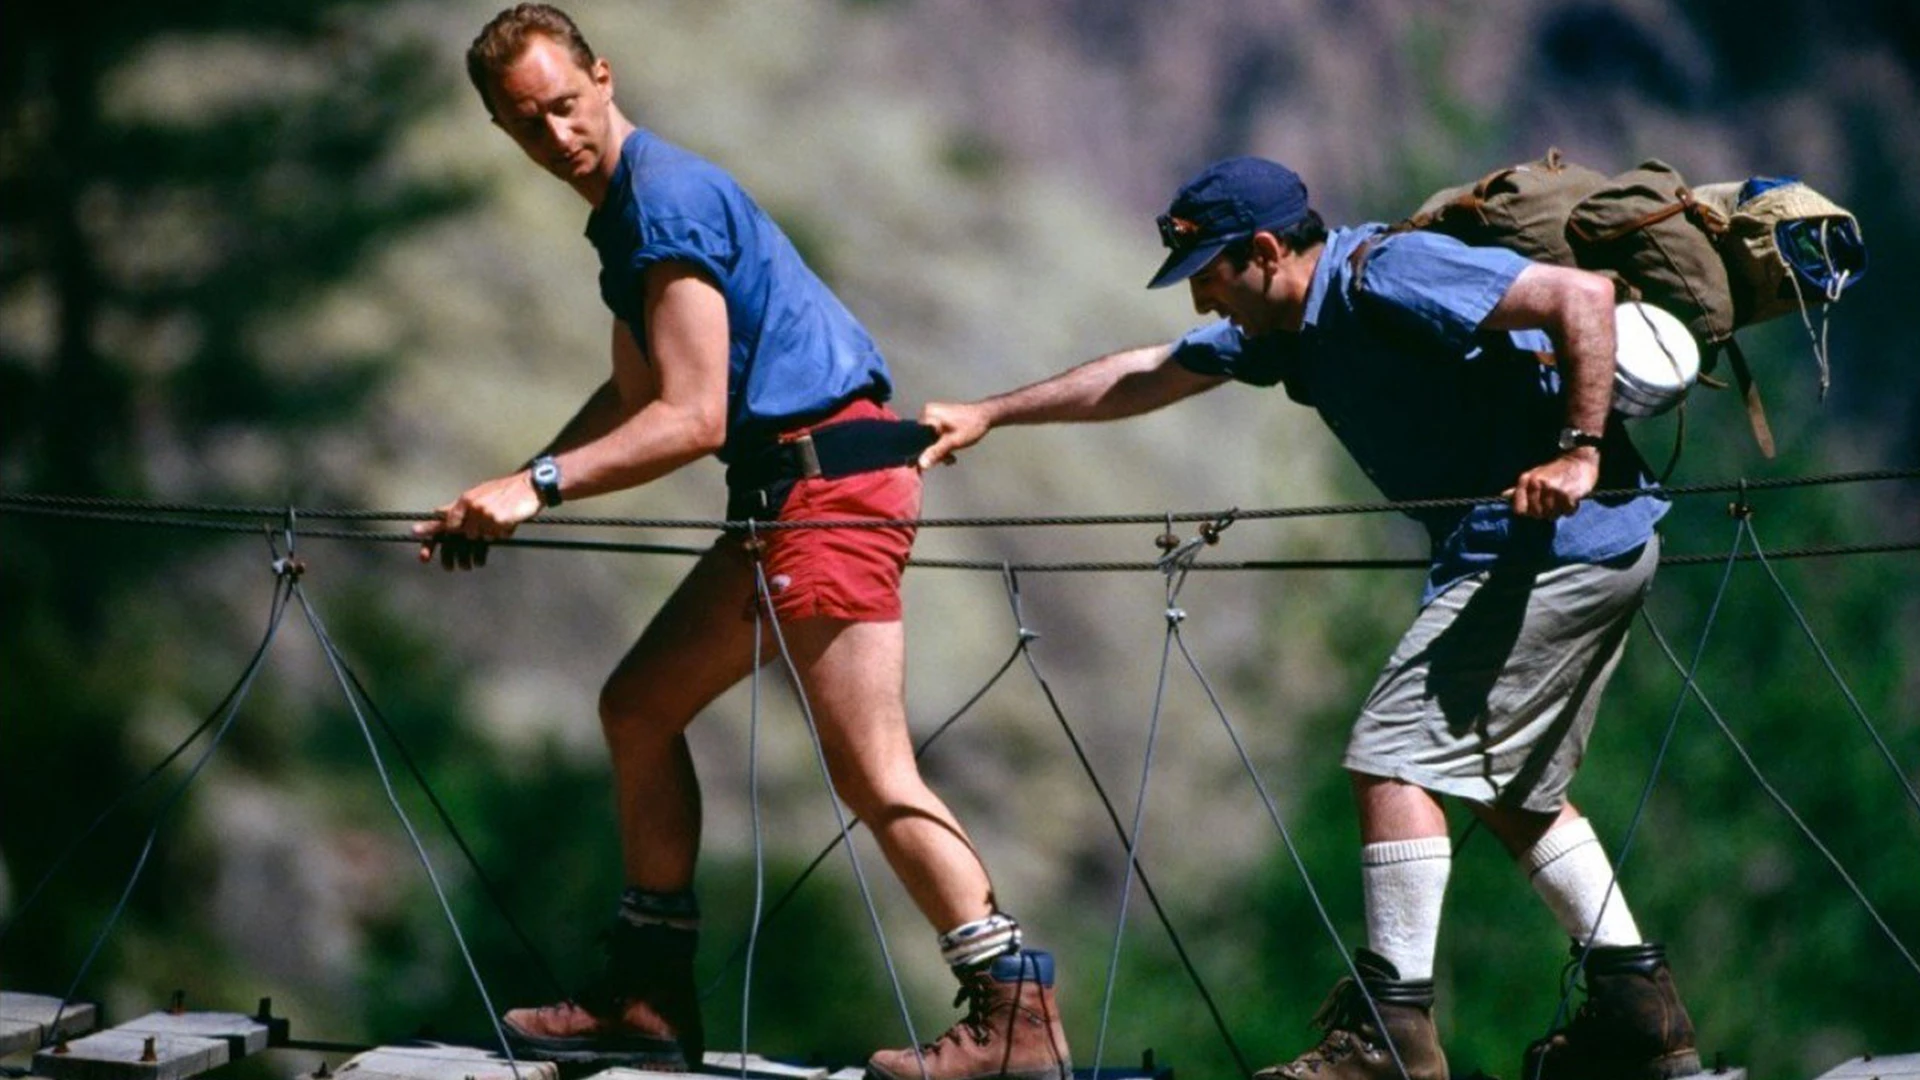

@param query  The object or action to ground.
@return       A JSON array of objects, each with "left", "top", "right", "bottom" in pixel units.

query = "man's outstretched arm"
[{"left": 917, "top": 342, "right": 1227, "bottom": 469}]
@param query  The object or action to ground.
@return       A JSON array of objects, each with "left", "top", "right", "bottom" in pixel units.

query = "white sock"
[
  {"left": 1362, "top": 837, "right": 1452, "bottom": 980},
  {"left": 1522, "top": 817, "right": 1643, "bottom": 947}
]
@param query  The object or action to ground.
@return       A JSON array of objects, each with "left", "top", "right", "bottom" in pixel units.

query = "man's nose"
[{"left": 543, "top": 113, "right": 571, "bottom": 148}]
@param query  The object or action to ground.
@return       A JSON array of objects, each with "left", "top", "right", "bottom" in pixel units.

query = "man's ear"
[
  {"left": 1251, "top": 230, "right": 1287, "bottom": 269},
  {"left": 592, "top": 56, "right": 614, "bottom": 93}
]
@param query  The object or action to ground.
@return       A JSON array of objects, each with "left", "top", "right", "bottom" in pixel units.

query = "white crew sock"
[
  {"left": 1362, "top": 836, "right": 1452, "bottom": 980},
  {"left": 1522, "top": 817, "right": 1643, "bottom": 947}
]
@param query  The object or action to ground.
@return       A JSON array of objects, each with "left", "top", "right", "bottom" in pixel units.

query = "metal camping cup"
[{"left": 1612, "top": 301, "right": 1699, "bottom": 418}]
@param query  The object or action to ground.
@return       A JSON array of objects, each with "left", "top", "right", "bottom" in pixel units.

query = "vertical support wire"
[
  {"left": 46, "top": 572, "right": 297, "bottom": 1044},
  {"left": 1169, "top": 625, "right": 1414, "bottom": 1080},
  {"left": 293, "top": 582, "right": 521, "bottom": 1078},
  {"left": 1530, "top": 520, "right": 1746, "bottom": 1080},
  {"left": 739, "top": 523, "right": 769, "bottom": 1075},
  {"left": 1089, "top": 540, "right": 1188, "bottom": 1080},
  {"left": 700, "top": 631, "right": 1029, "bottom": 1001},
  {"left": 1000, "top": 566, "right": 1253, "bottom": 1078},
  {"left": 749, "top": 556, "right": 927, "bottom": 1078}
]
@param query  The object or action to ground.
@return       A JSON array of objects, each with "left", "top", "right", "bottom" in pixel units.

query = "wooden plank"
[
  {"left": 0, "top": 993, "right": 97, "bottom": 1056},
  {"left": 696, "top": 1053, "right": 828, "bottom": 1079},
  {"left": 1814, "top": 1053, "right": 1920, "bottom": 1080},
  {"left": 32, "top": 1028, "right": 227, "bottom": 1080},
  {"left": 115, "top": 1012, "right": 271, "bottom": 1058},
  {"left": 314, "top": 1043, "right": 557, "bottom": 1080}
]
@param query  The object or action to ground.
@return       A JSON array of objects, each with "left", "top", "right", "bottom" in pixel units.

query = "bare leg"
[
  {"left": 1351, "top": 772, "right": 1450, "bottom": 843},
  {"left": 783, "top": 616, "right": 995, "bottom": 932},
  {"left": 599, "top": 541, "right": 764, "bottom": 891},
  {"left": 1467, "top": 798, "right": 1583, "bottom": 857}
]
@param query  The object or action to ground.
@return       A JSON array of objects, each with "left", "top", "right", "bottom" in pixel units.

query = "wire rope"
[
  {"left": 1743, "top": 521, "right": 1920, "bottom": 820},
  {"left": 292, "top": 578, "right": 522, "bottom": 1076},
  {"left": 1527, "top": 519, "right": 1745, "bottom": 1080},
  {"left": 1162, "top": 574, "right": 1416, "bottom": 1080},
  {"left": 747, "top": 552, "right": 927, "bottom": 1077},
  {"left": 1638, "top": 614, "right": 1920, "bottom": 980},
  {"left": 46, "top": 570, "right": 296, "bottom": 1044},
  {"left": 0, "top": 573, "right": 290, "bottom": 950}
]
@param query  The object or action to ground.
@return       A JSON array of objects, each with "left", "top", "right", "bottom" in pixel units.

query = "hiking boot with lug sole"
[
  {"left": 866, "top": 949, "right": 1071, "bottom": 1080},
  {"left": 1523, "top": 941, "right": 1700, "bottom": 1080},
  {"left": 1253, "top": 949, "right": 1448, "bottom": 1080},
  {"left": 503, "top": 921, "right": 704, "bottom": 1070}
]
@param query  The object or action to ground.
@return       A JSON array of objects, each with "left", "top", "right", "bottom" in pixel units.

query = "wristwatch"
[
  {"left": 529, "top": 454, "right": 563, "bottom": 507},
  {"left": 1557, "top": 426, "right": 1605, "bottom": 452}
]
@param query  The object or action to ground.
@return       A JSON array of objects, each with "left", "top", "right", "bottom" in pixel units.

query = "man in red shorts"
[{"left": 414, "top": 7, "right": 1071, "bottom": 1079}]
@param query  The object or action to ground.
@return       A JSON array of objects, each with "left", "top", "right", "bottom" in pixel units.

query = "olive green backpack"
[{"left": 1372, "top": 149, "right": 1866, "bottom": 461}]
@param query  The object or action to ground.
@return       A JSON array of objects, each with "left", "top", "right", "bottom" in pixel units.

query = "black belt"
[{"left": 725, "top": 418, "right": 935, "bottom": 521}]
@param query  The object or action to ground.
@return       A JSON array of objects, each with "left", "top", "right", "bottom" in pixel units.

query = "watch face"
[{"left": 533, "top": 461, "right": 559, "bottom": 484}]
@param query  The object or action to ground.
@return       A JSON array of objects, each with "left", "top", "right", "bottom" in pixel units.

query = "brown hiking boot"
[
  {"left": 1253, "top": 949, "right": 1448, "bottom": 1080},
  {"left": 503, "top": 921, "right": 705, "bottom": 1070},
  {"left": 1523, "top": 941, "right": 1700, "bottom": 1080},
  {"left": 866, "top": 950, "right": 1071, "bottom": 1080}
]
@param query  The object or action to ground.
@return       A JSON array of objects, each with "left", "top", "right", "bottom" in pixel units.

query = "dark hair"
[
  {"left": 467, "top": 4, "right": 598, "bottom": 115},
  {"left": 1221, "top": 209, "right": 1328, "bottom": 269}
]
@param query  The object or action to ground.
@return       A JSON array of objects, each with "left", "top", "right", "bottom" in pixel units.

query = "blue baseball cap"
[{"left": 1148, "top": 157, "right": 1311, "bottom": 289}]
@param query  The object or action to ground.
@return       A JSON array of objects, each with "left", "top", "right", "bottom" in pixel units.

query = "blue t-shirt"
[
  {"left": 585, "top": 128, "right": 892, "bottom": 462},
  {"left": 1173, "top": 224, "right": 1668, "bottom": 604}
]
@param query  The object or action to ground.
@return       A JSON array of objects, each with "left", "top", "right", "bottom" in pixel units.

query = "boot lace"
[
  {"left": 1289, "top": 978, "right": 1367, "bottom": 1072},
  {"left": 1551, "top": 953, "right": 1600, "bottom": 1035},
  {"left": 920, "top": 977, "right": 998, "bottom": 1052}
]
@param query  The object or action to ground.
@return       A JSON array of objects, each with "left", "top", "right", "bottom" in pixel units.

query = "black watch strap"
[{"left": 530, "top": 454, "right": 563, "bottom": 507}]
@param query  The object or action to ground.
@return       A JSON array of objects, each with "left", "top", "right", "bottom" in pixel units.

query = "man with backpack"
[{"left": 916, "top": 156, "right": 1702, "bottom": 1080}]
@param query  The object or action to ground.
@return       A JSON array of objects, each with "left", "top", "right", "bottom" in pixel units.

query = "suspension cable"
[{"left": 3, "top": 466, "right": 1914, "bottom": 533}]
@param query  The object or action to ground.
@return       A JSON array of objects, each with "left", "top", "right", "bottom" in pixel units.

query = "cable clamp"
[
  {"left": 1165, "top": 606, "right": 1186, "bottom": 625},
  {"left": 1199, "top": 507, "right": 1240, "bottom": 545},
  {"left": 1727, "top": 479, "right": 1754, "bottom": 521}
]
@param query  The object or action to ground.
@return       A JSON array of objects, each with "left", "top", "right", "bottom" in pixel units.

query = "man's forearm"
[{"left": 979, "top": 343, "right": 1183, "bottom": 426}]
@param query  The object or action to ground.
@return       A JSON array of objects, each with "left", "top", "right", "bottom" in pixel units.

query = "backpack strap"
[
  {"left": 1714, "top": 338, "right": 1777, "bottom": 458},
  {"left": 1565, "top": 186, "right": 1729, "bottom": 246}
]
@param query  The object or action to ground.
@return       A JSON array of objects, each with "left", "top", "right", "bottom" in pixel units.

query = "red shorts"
[{"left": 747, "top": 399, "right": 920, "bottom": 624}]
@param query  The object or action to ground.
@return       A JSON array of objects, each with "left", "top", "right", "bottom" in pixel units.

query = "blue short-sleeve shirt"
[
  {"left": 1173, "top": 225, "right": 1668, "bottom": 604},
  {"left": 585, "top": 129, "right": 891, "bottom": 462}
]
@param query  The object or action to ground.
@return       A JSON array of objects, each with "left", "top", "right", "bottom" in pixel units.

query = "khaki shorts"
[{"left": 1342, "top": 535, "right": 1660, "bottom": 813}]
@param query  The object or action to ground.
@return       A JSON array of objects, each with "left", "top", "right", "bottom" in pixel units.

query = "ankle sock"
[
  {"left": 1522, "top": 817, "right": 1642, "bottom": 947},
  {"left": 939, "top": 912, "right": 1021, "bottom": 972},
  {"left": 1361, "top": 836, "right": 1451, "bottom": 980},
  {"left": 620, "top": 887, "right": 701, "bottom": 932}
]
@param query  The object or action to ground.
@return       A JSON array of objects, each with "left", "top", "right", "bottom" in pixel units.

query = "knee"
[{"left": 598, "top": 674, "right": 681, "bottom": 746}]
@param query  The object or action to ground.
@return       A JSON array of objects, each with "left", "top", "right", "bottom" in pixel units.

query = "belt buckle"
[{"left": 789, "top": 432, "right": 823, "bottom": 479}]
